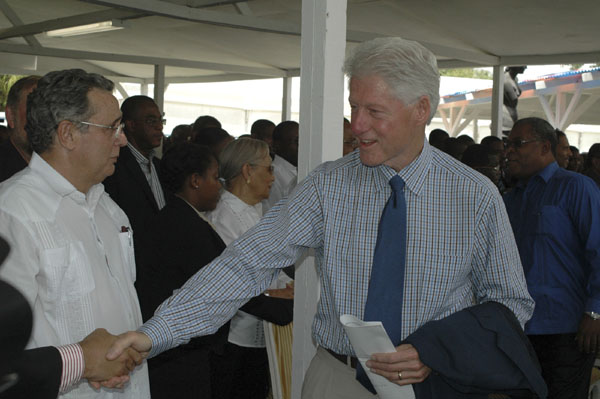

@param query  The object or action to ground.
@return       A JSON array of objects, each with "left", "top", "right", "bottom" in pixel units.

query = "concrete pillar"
[{"left": 292, "top": 0, "right": 347, "bottom": 398}]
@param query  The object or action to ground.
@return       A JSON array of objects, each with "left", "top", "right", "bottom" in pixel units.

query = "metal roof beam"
[
  {"left": 85, "top": 0, "right": 302, "bottom": 35},
  {"left": 162, "top": 73, "right": 271, "bottom": 84},
  {"left": 501, "top": 52, "right": 600, "bottom": 66},
  {"left": 0, "top": 9, "right": 145, "bottom": 40},
  {"left": 0, "top": 42, "right": 288, "bottom": 77},
  {"left": 0, "top": 0, "right": 41, "bottom": 47},
  {"left": 166, "top": 0, "right": 246, "bottom": 6},
  {"left": 85, "top": 0, "right": 500, "bottom": 66}
]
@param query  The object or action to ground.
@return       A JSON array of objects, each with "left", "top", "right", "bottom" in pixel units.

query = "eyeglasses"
[
  {"left": 75, "top": 121, "right": 124, "bottom": 139},
  {"left": 142, "top": 117, "right": 167, "bottom": 126},
  {"left": 251, "top": 163, "right": 275, "bottom": 173},
  {"left": 505, "top": 138, "right": 541, "bottom": 149}
]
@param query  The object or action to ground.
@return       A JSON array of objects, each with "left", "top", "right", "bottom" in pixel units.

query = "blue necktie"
[{"left": 356, "top": 175, "right": 407, "bottom": 393}]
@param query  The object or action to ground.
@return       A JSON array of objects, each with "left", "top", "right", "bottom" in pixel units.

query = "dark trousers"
[
  {"left": 210, "top": 342, "right": 270, "bottom": 399},
  {"left": 528, "top": 333, "right": 596, "bottom": 399}
]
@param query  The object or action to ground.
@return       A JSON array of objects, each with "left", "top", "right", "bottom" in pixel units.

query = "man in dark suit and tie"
[{"left": 103, "top": 95, "right": 169, "bottom": 278}]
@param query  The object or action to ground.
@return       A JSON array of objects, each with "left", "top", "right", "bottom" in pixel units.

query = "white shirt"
[
  {"left": 207, "top": 190, "right": 291, "bottom": 347},
  {"left": 0, "top": 154, "right": 150, "bottom": 399},
  {"left": 263, "top": 155, "right": 297, "bottom": 211}
]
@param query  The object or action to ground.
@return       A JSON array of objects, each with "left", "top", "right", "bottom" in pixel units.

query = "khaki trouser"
[{"left": 302, "top": 347, "right": 377, "bottom": 399}]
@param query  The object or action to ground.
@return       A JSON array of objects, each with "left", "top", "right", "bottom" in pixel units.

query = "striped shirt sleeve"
[{"left": 56, "top": 343, "right": 85, "bottom": 392}]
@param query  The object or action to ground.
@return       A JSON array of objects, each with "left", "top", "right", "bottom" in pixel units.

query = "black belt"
[{"left": 325, "top": 348, "right": 359, "bottom": 369}]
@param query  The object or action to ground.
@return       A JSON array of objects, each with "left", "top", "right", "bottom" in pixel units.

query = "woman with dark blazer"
[
  {"left": 136, "top": 143, "right": 225, "bottom": 398},
  {"left": 137, "top": 142, "right": 292, "bottom": 398}
]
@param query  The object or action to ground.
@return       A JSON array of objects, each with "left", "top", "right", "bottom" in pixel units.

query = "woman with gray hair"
[{"left": 207, "top": 137, "right": 293, "bottom": 399}]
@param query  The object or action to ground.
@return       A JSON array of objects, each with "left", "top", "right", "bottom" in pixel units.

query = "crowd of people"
[
  {"left": 0, "top": 71, "right": 298, "bottom": 399},
  {"left": 0, "top": 36, "right": 598, "bottom": 399},
  {"left": 429, "top": 127, "right": 600, "bottom": 193}
]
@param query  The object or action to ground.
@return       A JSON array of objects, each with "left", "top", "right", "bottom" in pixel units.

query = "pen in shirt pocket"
[{"left": 121, "top": 226, "right": 132, "bottom": 247}]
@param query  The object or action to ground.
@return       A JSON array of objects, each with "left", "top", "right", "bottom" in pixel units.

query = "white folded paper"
[{"left": 340, "top": 314, "right": 415, "bottom": 399}]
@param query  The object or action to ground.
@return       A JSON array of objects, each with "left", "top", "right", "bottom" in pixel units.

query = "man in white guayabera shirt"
[{"left": 0, "top": 69, "right": 150, "bottom": 398}]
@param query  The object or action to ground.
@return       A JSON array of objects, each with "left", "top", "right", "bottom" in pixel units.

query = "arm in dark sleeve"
[
  {"left": 0, "top": 347, "right": 62, "bottom": 399},
  {"left": 241, "top": 295, "right": 293, "bottom": 326}
]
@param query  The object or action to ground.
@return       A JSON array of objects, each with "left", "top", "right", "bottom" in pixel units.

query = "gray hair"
[
  {"left": 343, "top": 37, "right": 440, "bottom": 123},
  {"left": 26, "top": 69, "right": 114, "bottom": 154},
  {"left": 219, "top": 137, "right": 269, "bottom": 187}
]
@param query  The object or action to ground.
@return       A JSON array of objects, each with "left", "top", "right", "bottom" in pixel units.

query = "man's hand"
[
  {"left": 106, "top": 331, "right": 152, "bottom": 362},
  {"left": 576, "top": 314, "right": 600, "bottom": 353},
  {"left": 79, "top": 328, "right": 143, "bottom": 389},
  {"left": 366, "top": 344, "right": 431, "bottom": 386}
]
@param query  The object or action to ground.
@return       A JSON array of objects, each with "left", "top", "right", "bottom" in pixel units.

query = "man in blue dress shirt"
[
  {"left": 106, "top": 38, "right": 535, "bottom": 398},
  {"left": 504, "top": 117, "right": 600, "bottom": 399}
]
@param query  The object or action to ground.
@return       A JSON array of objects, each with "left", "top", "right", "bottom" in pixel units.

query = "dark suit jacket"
[
  {"left": 0, "top": 140, "right": 27, "bottom": 183},
  {"left": 136, "top": 196, "right": 228, "bottom": 398},
  {"left": 0, "top": 347, "right": 62, "bottom": 399},
  {"left": 136, "top": 196, "right": 292, "bottom": 398},
  {"left": 103, "top": 145, "right": 168, "bottom": 279},
  {"left": 405, "top": 302, "right": 547, "bottom": 399}
]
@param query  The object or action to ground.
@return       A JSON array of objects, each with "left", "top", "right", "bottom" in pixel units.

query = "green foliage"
[
  {"left": 0, "top": 74, "right": 25, "bottom": 111},
  {"left": 563, "top": 63, "right": 597, "bottom": 71},
  {"left": 439, "top": 68, "right": 492, "bottom": 80}
]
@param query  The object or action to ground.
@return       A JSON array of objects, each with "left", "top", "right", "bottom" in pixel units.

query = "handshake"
[{"left": 80, "top": 328, "right": 152, "bottom": 389}]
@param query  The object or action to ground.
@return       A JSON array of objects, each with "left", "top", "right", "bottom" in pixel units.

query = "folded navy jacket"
[{"left": 405, "top": 302, "right": 547, "bottom": 399}]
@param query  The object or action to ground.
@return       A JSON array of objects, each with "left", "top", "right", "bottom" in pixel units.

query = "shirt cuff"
[
  {"left": 56, "top": 343, "right": 85, "bottom": 393},
  {"left": 138, "top": 314, "right": 174, "bottom": 358}
]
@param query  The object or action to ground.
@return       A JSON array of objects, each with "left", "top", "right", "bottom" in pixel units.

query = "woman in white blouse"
[{"left": 207, "top": 137, "right": 293, "bottom": 399}]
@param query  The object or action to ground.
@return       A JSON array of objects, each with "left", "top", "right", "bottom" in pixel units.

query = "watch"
[{"left": 586, "top": 311, "right": 600, "bottom": 320}]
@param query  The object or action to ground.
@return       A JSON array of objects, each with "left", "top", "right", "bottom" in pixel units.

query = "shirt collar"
[
  {"left": 29, "top": 152, "right": 105, "bottom": 210},
  {"left": 373, "top": 136, "right": 431, "bottom": 196},
  {"left": 535, "top": 161, "right": 559, "bottom": 183},
  {"left": 274, "top": 155, "right": 296, "bottom": 172},
  {"left": 175, "top": 194, "right": 216, "bottom": 226},
  {"left": 127, "top": 142, "right": 154, "bottom": 162},
  {"left": 517, "top": 161, "right": 559, "bottom": 189},
  {"left": 221, "top": 189, "right": 263, "bottom": 217}
]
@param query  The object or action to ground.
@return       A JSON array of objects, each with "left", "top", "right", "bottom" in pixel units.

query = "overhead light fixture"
[{"left": 46, "top": 19, "right": 129, "bottom": 38}]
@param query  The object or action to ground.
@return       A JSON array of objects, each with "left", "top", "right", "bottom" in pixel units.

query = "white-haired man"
[{"left": 107, "top": 38, "right": 537, "bottom": 398}]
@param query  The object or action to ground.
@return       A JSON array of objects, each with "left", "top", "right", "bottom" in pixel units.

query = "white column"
[
  {"left": 114, "top": 82, "right": 129, "bottom": 100},
  {"left": 491, "top": 65, "right": 505, "bottom": 137},
  {"left": 140, "top": 83, "right": 148, "bottom": 96},
  {"left": 292, "top": 0, "right": 347, "bottom": 398},
  {"left": 282, "top": 76, "right": 293, "bottom": 121},
  {"left": 153, "top": 64, "right": 166, "bottom": 112}
]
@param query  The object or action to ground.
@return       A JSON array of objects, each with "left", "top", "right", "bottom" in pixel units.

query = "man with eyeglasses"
[
  {"left": 0, "top": 69, "right": 150, "bottom": 398},
  {"left": 103, "top": 95, "right": 169, "bottom": 280},
  {"left": 504, "top": 117, "right": 600, "bottom": 399}
]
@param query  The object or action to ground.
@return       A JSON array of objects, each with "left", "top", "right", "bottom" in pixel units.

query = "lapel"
[
  {"left": 120, "top": 146, "right": 159, "bottom": 211},
  {"left": 170, "top": 196, "right": 227, "bottom": 252}
]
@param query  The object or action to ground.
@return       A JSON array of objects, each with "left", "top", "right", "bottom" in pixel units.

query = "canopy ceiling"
[{"left": 0, "top": 0, "right": 598, "bottom": 85}]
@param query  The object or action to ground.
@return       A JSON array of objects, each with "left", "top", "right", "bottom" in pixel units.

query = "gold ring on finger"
[{"left": 398, "top": 371, "right": 402, "bottom": 380}]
